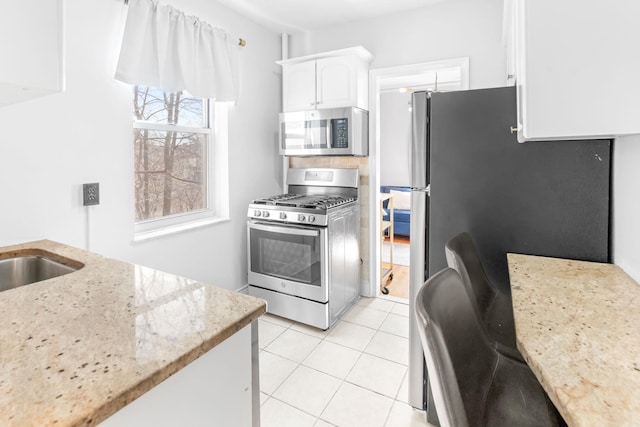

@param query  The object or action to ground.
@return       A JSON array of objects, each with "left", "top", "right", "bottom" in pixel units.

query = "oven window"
[{"left": 250, "top": 227, "right": 322, "bottom": 286}]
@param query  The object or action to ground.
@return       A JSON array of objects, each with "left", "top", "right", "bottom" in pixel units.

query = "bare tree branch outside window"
[{"left": 133, "top": 86, "right": 209, "bottom": 222}]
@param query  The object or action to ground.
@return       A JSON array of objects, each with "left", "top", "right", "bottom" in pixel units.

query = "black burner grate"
[{"left": 251, "top": 194, "right": 355, "bottom": 210}]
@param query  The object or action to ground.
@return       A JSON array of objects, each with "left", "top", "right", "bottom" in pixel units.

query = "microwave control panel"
[{"left": 331, "top": 118, "right": 349, "bottom": 148}]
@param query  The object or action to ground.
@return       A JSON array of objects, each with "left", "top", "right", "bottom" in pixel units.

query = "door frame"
[{"left": 366, "top": 58, "right": 470, "bottom": 298}]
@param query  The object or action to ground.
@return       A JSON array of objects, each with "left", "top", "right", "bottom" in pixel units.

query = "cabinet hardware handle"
[{"left": 510, "top": 126, "right": 519, "bottom": 134}]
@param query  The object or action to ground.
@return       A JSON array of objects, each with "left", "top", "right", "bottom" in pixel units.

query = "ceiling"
[{"left": 216, "top": 0, "right": 449, "bottom": 33}]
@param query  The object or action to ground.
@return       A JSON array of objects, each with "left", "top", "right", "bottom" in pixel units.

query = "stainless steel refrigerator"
[{"left": 407, "top": 86, "right": 611, "bottom": 420}]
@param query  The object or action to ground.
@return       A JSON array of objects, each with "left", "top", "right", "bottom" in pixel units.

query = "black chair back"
[
  {"left": 415, "top": 268, "right": 496, "bottom": 427},
  {"left": 445, "top": 231, "right": 521, "bottom": 361},
  {"left": 415, "top": 268, "right": 565, "bottom": 427},
  {"left": 445, "top": 231, "right": 498, "bottom": 311}
]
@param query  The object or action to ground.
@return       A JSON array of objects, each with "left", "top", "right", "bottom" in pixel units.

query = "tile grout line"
[
  {"left": 261, "top": 316, "right": 351, "bottom": 425},
  {"left": 262, "top": 319, "right": 310, "bottom": 401},
  {"left": 312, "top": 305, "right": 396, "bottom": 427},
  {"left": 259, "top": 298, "right": 417, "bottom": 427}
]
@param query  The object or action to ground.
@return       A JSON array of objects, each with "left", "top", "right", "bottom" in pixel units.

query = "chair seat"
[
  {"left": 415, "top": 268, "right": 566, "bottom": 427},
  {"left": 485, "top": 292, "right": 524, "bottom": 362},
  {"left": 483, "top": 356, "right": 561, "bottom": 427}
]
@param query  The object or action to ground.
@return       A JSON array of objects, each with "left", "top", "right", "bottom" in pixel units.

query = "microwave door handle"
[
  {"left": 326, "top": 119, "right": 332, "bottom": 149},
  {"left": 250, "top": 222, "right": 320, "bottom": 237}
]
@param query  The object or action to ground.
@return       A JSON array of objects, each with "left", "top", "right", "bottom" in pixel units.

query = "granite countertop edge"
[
  {"left": 0, "top": 239, "right": 266, "bottom": 426},
  {"left": 506, "top": 253, "right": 640, "bottom": 427}
]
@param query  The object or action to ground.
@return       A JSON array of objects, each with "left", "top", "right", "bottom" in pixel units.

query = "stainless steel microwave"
[{"left": 279, "top": 107, "right": 368, "bottom": 157}]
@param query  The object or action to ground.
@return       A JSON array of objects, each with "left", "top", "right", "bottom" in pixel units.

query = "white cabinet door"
[
  {"left": 283, "top": 60, "right": 317, "bottom": 112},
  {"left": 502, "top": 0, "right": 517, "bottom": 86},
  {"left": 280, "top": 47, "right": 372, "bottom": 112},
  {"left": 316, "top": 56, "right": 359, "bottom": 109},
  {"left": 515, "top": 0, "right": 640, "bottom": 142},
  {"left": 101, "top": 324, "right": 258, "bottom": 427},
  {"left": 0, "top": 0, "right": 64, "bottom": 107}
]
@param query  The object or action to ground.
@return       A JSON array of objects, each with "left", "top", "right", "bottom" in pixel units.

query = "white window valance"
[{"left": 115, "top": 0, "right": 238, "bottom": 101}]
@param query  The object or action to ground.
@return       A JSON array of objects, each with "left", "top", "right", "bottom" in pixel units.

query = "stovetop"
[
  {"left": 248, "top": 193, "right": 358, "bottom": 226},
  {"left": 248, "top": 168, "right": 359, "bottom": 226},
  {"left": 251, "top": 193, "right": 356, "bottom": 210}
]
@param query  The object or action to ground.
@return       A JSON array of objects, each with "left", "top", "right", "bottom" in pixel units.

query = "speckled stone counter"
[
  {"left": 0, "top": 240, "right": 266, "bottom": 426},
  {"left": 507, "top": 254, "right": 640, "bottom": 427}
]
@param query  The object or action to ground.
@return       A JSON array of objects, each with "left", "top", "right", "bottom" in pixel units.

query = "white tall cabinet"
[
  {"left": 0, "top": 0, "right": 64, "bottom": 107},
  {"left": 505, "top": 0, "right": 640, "bottom": 142},
  {"left": 279, "top": 46, "right": 373, "bottom": 112}
]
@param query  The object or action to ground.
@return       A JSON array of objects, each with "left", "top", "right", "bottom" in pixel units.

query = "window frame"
[{"left": 132, "top": 96, "right": 230, "bottom": 243}]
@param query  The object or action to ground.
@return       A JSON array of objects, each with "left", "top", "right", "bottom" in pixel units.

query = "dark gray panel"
[{"left": 428, "top": 86, "right": 610, "bottom": 293}]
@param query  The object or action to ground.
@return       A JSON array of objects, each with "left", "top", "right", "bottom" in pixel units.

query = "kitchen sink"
[{"left": 0, "top": 254, "right": 81, "bottom": 292}]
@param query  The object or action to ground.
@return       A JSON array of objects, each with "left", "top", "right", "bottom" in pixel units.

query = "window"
[{"left": 132, "top": 86, "right": 228, "bottom": 241}]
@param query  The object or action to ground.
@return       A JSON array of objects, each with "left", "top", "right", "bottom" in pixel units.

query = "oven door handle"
[{"left": 249, "top": 221, "right": 321, "bottom": 237}]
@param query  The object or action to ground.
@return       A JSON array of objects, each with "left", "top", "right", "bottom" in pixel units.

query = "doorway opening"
[
  {"left": 367, "top": 59, "right": 469, "bottom": 302},
  {"left": 379, "top": 89, "right": 413, "bottom": 300}
]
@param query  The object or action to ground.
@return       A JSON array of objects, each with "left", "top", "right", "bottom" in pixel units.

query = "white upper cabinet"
[
  {"left": 316, "top": 55, "right": 361, "bottom": 109},
  {"left": 279, "top": 47, "right": 373, "bottom": 112},
  {"left": 282, "top": 60, "right": 317, "bottom": 111},
  {"left": 0, "top": 0, "right": 64, "bottom": 107},
  {"left": 502, "top": 0, "right": 517, "bottom": 87},
  {"left": 507, "top": 0, "right": 640, "bottom": 142}
]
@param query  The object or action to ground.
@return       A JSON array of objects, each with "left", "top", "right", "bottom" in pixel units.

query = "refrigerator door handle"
[
  {"left": 411, "top": 92, "right": 429, "bottom": 189},
  {"left": 411, "top": 185, "right": 430, "bottom": 196},
  {"left": 409, "top": 189, "right": 428, "bottom": 410}
]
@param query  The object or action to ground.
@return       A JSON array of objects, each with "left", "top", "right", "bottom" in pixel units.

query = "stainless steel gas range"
[{"left": 247, "top": 168, "right": 360, "bottom": 330}]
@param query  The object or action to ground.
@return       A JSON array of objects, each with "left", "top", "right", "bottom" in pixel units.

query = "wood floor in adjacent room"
[
  {"left": 382, "top": 263, "right": 409, "bottom": 300},
  {"left": 382, "top": 236, "right": 410, "bottom": 300}
]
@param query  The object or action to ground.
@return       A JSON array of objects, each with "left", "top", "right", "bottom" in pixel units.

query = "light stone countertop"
[
  {"left": 507, "top": 253, "right": 640, "bottom": 427},
  {"left": 0, "top": 240, "right": 266, "bottom": 426}
]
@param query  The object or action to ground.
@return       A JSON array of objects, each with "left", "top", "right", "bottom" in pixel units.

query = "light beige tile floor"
[{"left": 259, "top": 297, "right": 432, "bottom": 427}]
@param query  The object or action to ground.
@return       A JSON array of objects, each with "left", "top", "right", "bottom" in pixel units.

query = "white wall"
[
  {"left": 0, "top": 0, "right": 282, "bottom": 290},
  {"left": 380, "top": 91, "right": 412, "bottom": 186},
  {"left": 287, "top": 0, "right": 505, "bottom": 294},
  {"left": 612, "top": 136, "right": 640, "bottom": 281},
  {"left": 289, "top": 0, "right": 506, "bottom": 90},
  {"left": 282, "top": 0, "right": 640, "bottom": 286}
]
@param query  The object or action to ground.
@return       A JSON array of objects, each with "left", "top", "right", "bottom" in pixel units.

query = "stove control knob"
[
  {"left": 280, "top": 212, "right": 287, "bottom": 220},
  {"left": 262, "top": 211, "right": 270, "bottom": 218},
  {"left": 254, "top": 210, "right": 261, "bottom": 217},
  {"left": 308, "top": 215, "right": 316, "bottom": 223},
  {"left": 298, "top": 214, "right": 306, "bottom": 222}
]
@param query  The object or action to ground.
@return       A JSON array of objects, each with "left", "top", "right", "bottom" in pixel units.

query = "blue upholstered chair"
[{"left": 380, "top": 186, "right": 411, "bottom": 237}]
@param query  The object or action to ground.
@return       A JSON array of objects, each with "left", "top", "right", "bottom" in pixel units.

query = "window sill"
[{"left": 133, "top": 216, "right": 230, "bottom": 244}]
